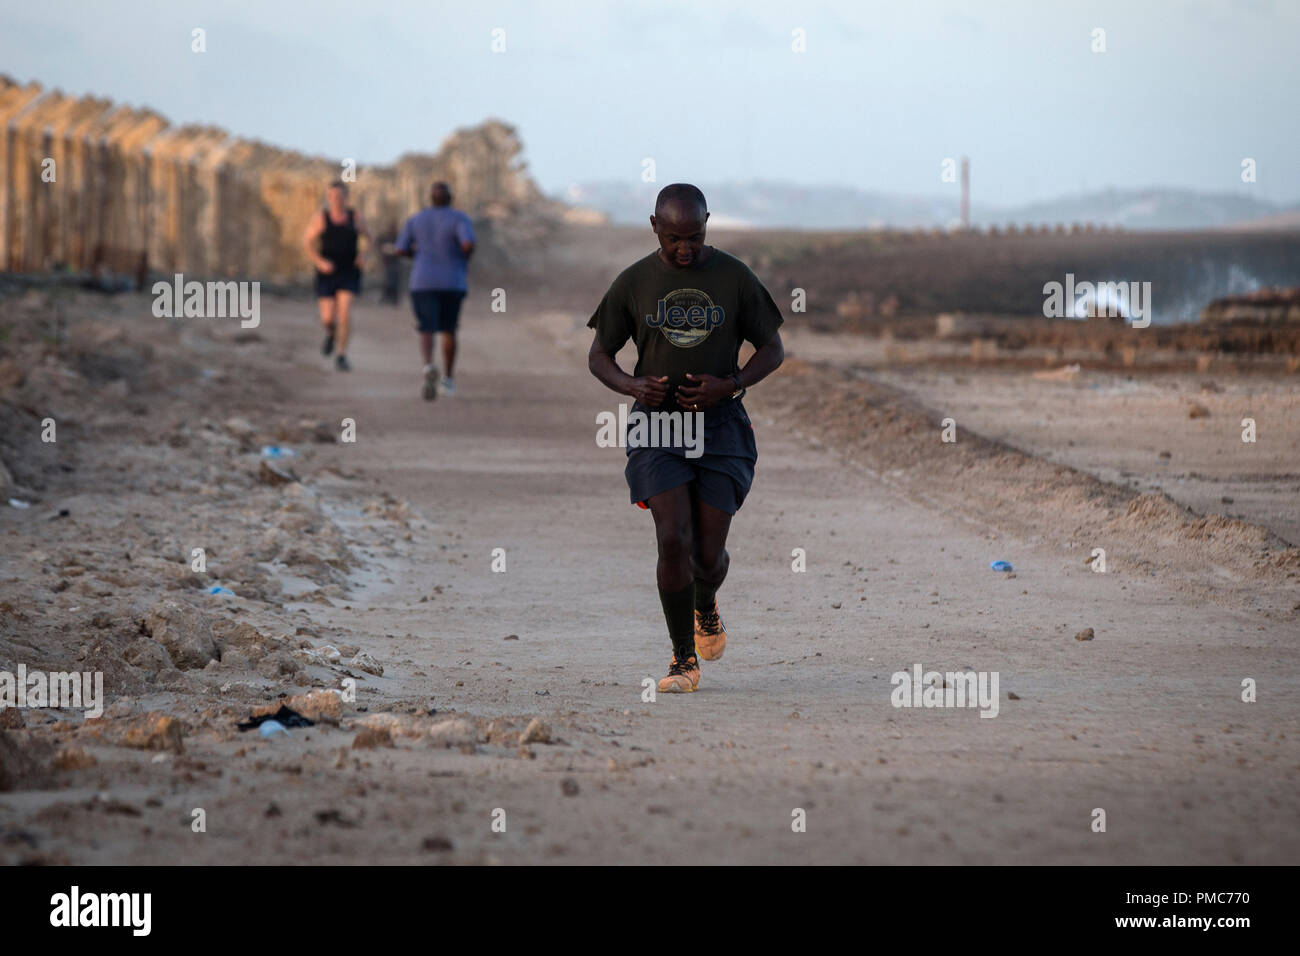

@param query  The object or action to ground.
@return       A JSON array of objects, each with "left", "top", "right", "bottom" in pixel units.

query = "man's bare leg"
[
  {"left": 690, "top": 494, "right": 732, "bottom": 660},
  {"left": 318, "top": 297, "right": 336, "bottom": 355},
  {"left": 440, "top": 332, "right": 457, "bottom": 380},
  {"left": 647, "top": 484, "right": 700, "bottom": 691},
  {"left": 334, "top": 290, "right": 354, "bottom": 357},
  {"left": 648, "top": 484, "right": 694, "bottom": 593}
]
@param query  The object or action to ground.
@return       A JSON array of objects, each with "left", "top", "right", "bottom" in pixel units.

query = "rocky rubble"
[
  {"left": 0, "top": 289, "right": 572, "bottom": 862},
  {"left": 0, "top": 289, "right": 420, "bottom": 799}
]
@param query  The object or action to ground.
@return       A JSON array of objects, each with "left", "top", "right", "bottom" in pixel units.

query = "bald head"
[
  {"left": 655, "top": 183, "right": 707, "bottom": 219},
  {"left": 650, "top": 183, "right": 710, "bottom": 268}
]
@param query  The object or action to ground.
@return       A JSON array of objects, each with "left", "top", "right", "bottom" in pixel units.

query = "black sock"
[
  {"left": 658, "top": 581, "right": 696, "bottom": 660},
  {"left": 694, "top": 577, "right": 719, "bottom": 614}
]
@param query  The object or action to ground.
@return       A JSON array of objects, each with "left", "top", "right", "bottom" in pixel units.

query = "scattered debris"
[
  {"left": 141, "top": 600, "right": 220, "bottom": 671},
  {"left": 258, "top": 458, "right": 299, "bottom": 486},
  {"left": 258, "top": 720, "right": 289, "bottom": 739},
  {"left": 0, "top": 731, "right": 54, "bottom": 791},
  {"left": 120, "top": 713, "right": 185, "bottom": 753},
  {"left": 349, "top": 652, "right": 384, "bottom": 676},
  {"left": 314, "top": 809, "right": 356, "bottom": 828},
  {"left": 54, "top": 746, "right": 97, "bottom": 770},
  {"left": 1032, "top": 363, "right": 1081, "bottom": 382},
  {"left": 252, "top": 690, "right": 343, "bottom": 726},
  {"left": 520, "top": 718, "right": 552, "bottom": 745},
  {"left": 352, "top": 727, "right": 394, "bottom": 750},
  {"left": 237, "top": 706, "right": 315, "bottom": 732}
]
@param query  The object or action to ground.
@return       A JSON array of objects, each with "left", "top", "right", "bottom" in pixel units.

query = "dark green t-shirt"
[{"left": 587, "top": 247, "right": 784, "bottom": 412}]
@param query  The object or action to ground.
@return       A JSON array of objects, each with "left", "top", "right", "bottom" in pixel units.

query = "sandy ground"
[{"left": 1, "top": 234, "right": 1298, "bottom": 864}]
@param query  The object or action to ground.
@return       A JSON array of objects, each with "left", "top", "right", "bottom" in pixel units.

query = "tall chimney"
[{"left": 960, "top": 156, "right": 970, "bottom": 231}]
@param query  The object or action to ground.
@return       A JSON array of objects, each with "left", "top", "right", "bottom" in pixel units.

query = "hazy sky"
[{"left": 2, "top": 0, "right": 1296, "bottom": 207}]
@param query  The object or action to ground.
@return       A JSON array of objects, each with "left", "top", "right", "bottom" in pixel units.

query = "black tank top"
[{"left": 320, "top": 208, "right": 358, "bottom": 272}]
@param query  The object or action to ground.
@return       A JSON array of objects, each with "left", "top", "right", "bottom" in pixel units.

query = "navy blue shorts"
[
  {"left": 315, "top": 268, "right": 361, "bottom": 298},
  {"left": 624, "top": 397, "right": 757, "bottom": 515},
  {"left": 412, "top": 289, "right": 466, "bottom": 333}
]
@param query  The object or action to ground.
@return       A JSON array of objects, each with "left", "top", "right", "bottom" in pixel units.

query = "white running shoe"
[
  {"left": 439, "top": 377, "right": 456, "bottom": 397},
  {"left": 421, "top": 364, "right": 439, "bottom": 401}
]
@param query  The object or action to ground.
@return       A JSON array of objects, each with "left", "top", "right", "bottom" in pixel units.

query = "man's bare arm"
[
  {"left": 352, "top": 211, "right": 372, "bottom": 267},
  {"left": 588, "top": 334, "right": 668, "bottom": 407},
  {"left": 676, "top": 331, "right": 784, "bottom": 409},
  {"left": 736, "top": 331, "right": 784, "bottom": 389},
  {"left": 302, "top": 211, "right": 332, "bottom": 272}
]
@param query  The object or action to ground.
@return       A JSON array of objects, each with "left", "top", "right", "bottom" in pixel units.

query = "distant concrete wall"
[
  {"left": 0, "top": 75, "right": 556, "bottom": 282},
  {"left": 1200, "top": 289, "right": 1300, "bottom": 324}
]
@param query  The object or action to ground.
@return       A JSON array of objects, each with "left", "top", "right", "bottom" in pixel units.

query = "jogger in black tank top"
[
  {"left": 303, "top": 181, "right": 370, "bottom": 371},
  {"left": 320, "top": 209, "right": 359, "bottom": 275}
]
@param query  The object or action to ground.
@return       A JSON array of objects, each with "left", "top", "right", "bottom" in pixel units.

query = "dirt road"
[{"left": 2, "top": 247, "right": 1297, "bottom": 863}]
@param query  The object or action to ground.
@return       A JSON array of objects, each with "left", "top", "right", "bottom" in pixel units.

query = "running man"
[
  {"left": 303, "top": 181, "right": 370, "bottom": 372},
  {"left": 587, "top": 183, "right": 785, "bottom": 693},
  {"left": 387, "top": 181, "right": 475, "bottom": 399}
]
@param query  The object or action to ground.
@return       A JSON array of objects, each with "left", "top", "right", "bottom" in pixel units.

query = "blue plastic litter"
[
  {"left": 258, "top": 720, "right": 289, "bottom": 739},
  {"left": 209, "top": 586, "right": 236, "bottom": 596},
  {"left": 259, "top": 445, "right": 297, "bottom": 459},
  {"left": 990, "top": 560, "right": 1013, "bottom": 572}
]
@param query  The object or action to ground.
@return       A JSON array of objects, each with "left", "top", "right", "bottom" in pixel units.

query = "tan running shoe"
[
  {"left": 657, "top": 654, "right": 700, "bottom": 693},
  {"left": 694, "top": 603, "right": 727, "bottom": 661}
]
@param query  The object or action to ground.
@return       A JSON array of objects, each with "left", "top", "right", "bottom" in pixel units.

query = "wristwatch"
[{"left": 730, "top": 373, "right": 744, "bottom": 398}]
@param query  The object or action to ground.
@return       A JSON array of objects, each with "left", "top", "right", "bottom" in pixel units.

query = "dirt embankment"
[{"left": 758, "top": 355, "right": 1298, "bottom": 601}]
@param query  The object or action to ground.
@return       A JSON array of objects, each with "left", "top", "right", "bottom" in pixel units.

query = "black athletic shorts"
[
  {"left": 624, "top": 396, "right": 757, "bottom": 515},
  {"left": 315, "top": 268, "right": 361, "bottom": 298},
  {"left": 412, "top": 289, "right": 466, "bottom": 334}
]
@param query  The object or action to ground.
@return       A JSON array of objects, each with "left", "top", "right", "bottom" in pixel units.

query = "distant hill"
[
  {"left": 561, "top": 180, "right": 1300, "bottom": 232},
  {"left": 562, "top": 181, "right": 952, "bottom": 230}
]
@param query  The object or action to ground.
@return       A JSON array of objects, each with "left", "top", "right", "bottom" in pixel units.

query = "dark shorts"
[
  {"left": 624, "top": 397, "right": 757, "bottom": 515},
  {"left": 315, "top": 268, "right": 361, "bottom": 298},
  {"left": 412, "top": 289, "right": 466, "bottom": 334}
]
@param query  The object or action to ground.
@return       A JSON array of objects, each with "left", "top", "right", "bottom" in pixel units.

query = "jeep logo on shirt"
[{"left": 646, "top": 288, "right": 725, "bottom": 348}]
